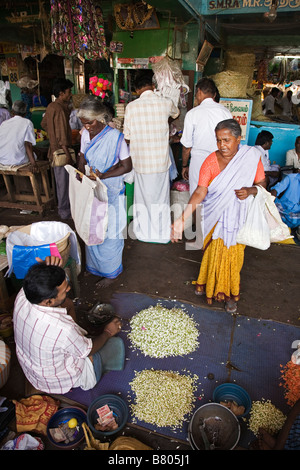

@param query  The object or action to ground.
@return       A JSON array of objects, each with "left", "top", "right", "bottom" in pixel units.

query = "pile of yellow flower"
[{"left": 34, "top": 129, "right": 48, "bottom": 142}]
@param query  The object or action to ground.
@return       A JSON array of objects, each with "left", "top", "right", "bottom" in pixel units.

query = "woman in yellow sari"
[{"left": 171, "top": 119, "right": 266, "bottom": 313}]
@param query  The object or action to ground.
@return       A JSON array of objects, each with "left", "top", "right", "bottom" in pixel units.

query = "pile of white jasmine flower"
[
  {"left": 129, "top": 369, "right": 198, "bottom": 429},
  {"left": 248, "top": 399, "right": 287, "bottom": 436},
  {"left": 128, "top": 304, "right": 199, "bottom": 358}
]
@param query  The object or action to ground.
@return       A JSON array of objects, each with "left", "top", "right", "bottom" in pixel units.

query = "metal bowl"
[
  {"left": 87, "top": 302, "right": 116, "bottom": 325},
  {"left": 188, "top": 403, "right": 240, "bottom": 450}
]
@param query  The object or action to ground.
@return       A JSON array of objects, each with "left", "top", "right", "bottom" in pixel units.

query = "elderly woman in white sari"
[
  {"left": 171, "top": 119, "right": 266, "bottom": 314},
  {"left": 77, "top": 96, "right": 132, "bottom": 288}
]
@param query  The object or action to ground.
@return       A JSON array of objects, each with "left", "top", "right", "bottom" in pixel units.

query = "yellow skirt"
[{"left": 195, "top": 228, "right": 245, "bottom": 304}]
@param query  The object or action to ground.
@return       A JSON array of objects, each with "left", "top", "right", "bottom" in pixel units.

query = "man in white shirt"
[
  {"left": 124, "top": 71, "right": 179, "bottom": 243},
  {"left": 280, "top": 90, "right": 293, "bottom": 119},
  {"left": 0, "top": 100, "right": 37, "bottom": 171},
  {"left": 286, "top": 136, "right": 300, "bottom": 170},
  {"left": 262, "top": 87, "right": 280, "bottom": 115},
  {"left": 13, "top": 258, "right": 124, "bottom": 394},
  {"left": 255, "top": 130, "right": 280, "bottom": 187},
  {"left": 180, "top": 78, "right": 232, "bottom": 196}
]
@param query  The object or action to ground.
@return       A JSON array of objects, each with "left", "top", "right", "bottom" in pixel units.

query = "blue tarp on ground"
[{"left": 65, "top": 292, "right": 300, "bottom": 447}]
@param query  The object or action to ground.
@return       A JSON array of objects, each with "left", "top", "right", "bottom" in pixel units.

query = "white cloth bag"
[{"left": 65, "top": 165, "right": 108, "bottom": 246}]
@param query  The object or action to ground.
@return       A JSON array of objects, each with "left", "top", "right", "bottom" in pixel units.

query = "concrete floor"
[{"left": 0, "top": 205, "right": 299, "bottom": 450}]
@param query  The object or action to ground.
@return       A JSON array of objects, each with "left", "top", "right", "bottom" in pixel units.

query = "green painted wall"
[
  {"left": 10, "top": 83, "right": 21, "bottom": 102},
  {"left": 113, "top": 26, "right": 170, "bottom": 58},
  {"left": 181, "top": 24, "right": 200, "bottom": 71},
  {"left": 111, "top": 17, "right": 201, "bottom": 103},
  {"left": 112, "top": 16, "right": 200, "bottom": 71}
]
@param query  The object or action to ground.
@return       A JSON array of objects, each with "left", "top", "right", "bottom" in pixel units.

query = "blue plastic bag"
[{"left": 12, "top": 244, "right": 53, "bottom": 279}]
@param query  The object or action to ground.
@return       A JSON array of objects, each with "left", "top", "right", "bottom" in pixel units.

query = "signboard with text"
[
  {"left": 220, "top": 98, "right": 253, "bottom": 144},
  {"left": 115, "top": 56, "right": 164, "bottom": 69},
  {"left": 197, "top": 0, "right": 299, "bottom": 15}
]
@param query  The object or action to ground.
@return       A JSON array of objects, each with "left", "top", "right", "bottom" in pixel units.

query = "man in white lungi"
[
  {"left": 124, "top": 71, "right": 179, "bottom": 243},
  {"left": 180, "top": 78, "right": 232, "bottom": 196}
]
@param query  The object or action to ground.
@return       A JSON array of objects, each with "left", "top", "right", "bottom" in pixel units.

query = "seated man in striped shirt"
[{"left": 13, "top": 258, "right": 124, "bottom": 394}]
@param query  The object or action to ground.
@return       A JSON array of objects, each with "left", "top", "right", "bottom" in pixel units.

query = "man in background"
[
  {"left": 41, "top": 78, "right": 74, "bottom": 220},
  {"left": 255, "top": 130, "right": 280, "bottom": 188},
  {"left": 0, "top": 100, "right": 37, "bottom": 172},
  {"left": 180, "top": 78, "right": 232, "bottom": 196},
  {"left": 262, "top": 87, "right": 280, "bottom": 115},
  {"left": 279, "top": 90, "right": 293, "bottom": 120},
  {"left": 124, "top": 70, "right": 179, "bottom": 244}
]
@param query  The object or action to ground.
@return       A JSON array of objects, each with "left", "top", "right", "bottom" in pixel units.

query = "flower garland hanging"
[
  {"left": 89, "top": 75, "right": 113, "bottom": 101},
  {"left": 50, "top": 0, "right": 108, "bottom": 60}
]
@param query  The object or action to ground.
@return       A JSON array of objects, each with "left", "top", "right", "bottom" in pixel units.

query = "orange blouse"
[{"left": 198, "top": 152, "right": 265, "bottom": 188}]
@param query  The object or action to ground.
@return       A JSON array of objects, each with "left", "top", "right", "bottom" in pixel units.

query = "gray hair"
[
  {"left": 77, "top": 95, "right": 113, "bottom": 124},
  {"left": 215, "top": 118, "right": 241, "bottom": 138},
  {"left": 12, "top": 100, "right": 27, "bottom": 116}
]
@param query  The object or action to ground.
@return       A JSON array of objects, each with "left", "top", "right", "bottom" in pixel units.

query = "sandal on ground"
[{"left": 225, "top": 300, "right": 237, "bottom": 313}]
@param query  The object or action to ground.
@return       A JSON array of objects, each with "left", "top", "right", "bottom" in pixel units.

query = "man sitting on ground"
[
  {"left": 0, "top": 100, "right": 38, "bottom": 172},
  {"left": 13, "top": 257, "right": 125, "bottom": 394}
]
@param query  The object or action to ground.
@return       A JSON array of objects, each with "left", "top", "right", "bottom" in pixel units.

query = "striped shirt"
[
  {"left": 13, "top": 289, "right": 95, "bottom": 394},
  {"left": 123, "top": 90, "right": 179, "bottom": 174}
]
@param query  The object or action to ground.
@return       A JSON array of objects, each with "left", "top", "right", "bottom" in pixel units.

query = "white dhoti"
[
  {"left": 187, "top": 153, "right": 208, "bottom": 249},
  {"left": 133, "top": 171, "right": 171, "bottom": 243},
  {"left": 189, "top": 154, "right": 208, "bottom": 195}
]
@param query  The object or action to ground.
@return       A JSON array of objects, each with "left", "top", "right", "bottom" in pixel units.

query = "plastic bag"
[
  {"left": 258, "top": 185, "right": 293, "bottom": 243},
  {"left": 236, "top": 190, "right": 270, "bottom": 250},
  {"left": 6, "top": 221, "right": 80, "bottom": 279},
  {"left": 152, "top": 56, "right": 189, "bottom": 106},
  {"left": 152, "top": 56, "right": 189, "bottom": 92},
  {"left": 65, "top": 165, "right": 108, "bottom": 246},
  {"left": 171, "top": 180, "right": 190, "bottom": 192},
  {"left": 1, "top": 433, "right": 44, "bottom": 450}
]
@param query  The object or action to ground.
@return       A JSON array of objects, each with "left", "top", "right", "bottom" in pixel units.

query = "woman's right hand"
[
  {"left": 235, "top": 186, "right": 258, "bottom": 200},
  {"left": 171, "top": 217, "right": 185, "bottom": 242},
  {"left": 94, "top": 169, "right": 104, "bottom": 179}
]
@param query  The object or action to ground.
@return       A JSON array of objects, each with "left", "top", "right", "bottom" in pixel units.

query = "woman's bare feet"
[{"left": 96, "top": 277, "right": 116, "bottom": 289}]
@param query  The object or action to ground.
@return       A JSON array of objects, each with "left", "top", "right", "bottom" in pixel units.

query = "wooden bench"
[{"left": 0, "top": 161, "right": 56, "bottom": 214}]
